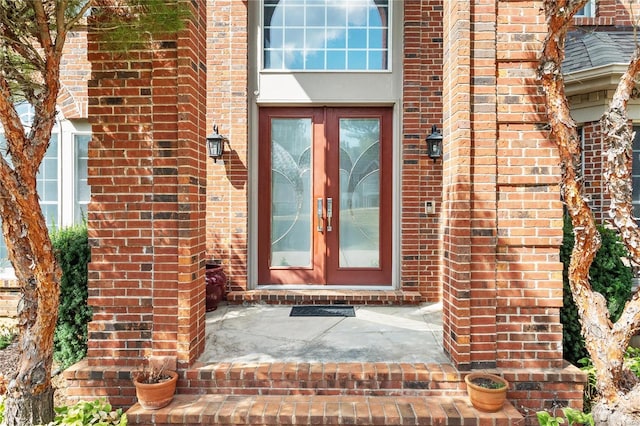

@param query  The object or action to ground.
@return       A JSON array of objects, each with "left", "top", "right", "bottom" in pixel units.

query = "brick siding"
[
  {"left": 401, "top": 0, "right": 444, "bottom": 300},
  {"left": 85, "top": 0, "right": 207, "bottom": 368},
  {"left": 59, "top": 29, "right": 90, "bottom": 119},
  {"left": 205, "top": 0, "right": 249, "bottom": 293},
  {"left": 68, "top": 0, "right": 588, "bottom": 422}
]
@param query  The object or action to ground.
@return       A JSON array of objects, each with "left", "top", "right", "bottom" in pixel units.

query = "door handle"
[
  {"left": 317, "top": 198, "right": 324, "bottom": 232},
  {"left": 326, "top": 198, "right": 333, "bottom": 232}
]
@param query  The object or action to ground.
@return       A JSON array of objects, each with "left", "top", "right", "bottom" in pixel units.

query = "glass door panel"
[
  {"left": 258, "top": 108, "right": 325, "bottom": 284},
  {"left": 338, "top": 118, "right": 380, "bottom": 268},
  {"left": 258, "top": 107, "right": 391, "bottom": 286},
  {"left": 270, "top": 118, "right": 312, "bottom": 268},
  {"left": 325, "top": 107, "right": 391, "bottom": 285}
]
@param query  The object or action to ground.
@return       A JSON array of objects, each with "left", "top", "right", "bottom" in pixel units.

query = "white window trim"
[
  {"left": 254, "top": 1, "right": 402, "bottom": 104},
  {"left": 260, "top": 0, "right": 393, "bottom": 73},
  {"left": 73, "top": 132, "right": 91, "bottom": 223},
  {"left": 0, "top": 117, "right": 90, "bottom": 278},
  {"left": 575, "top": 0, "right": 596, "bottom": 17}
]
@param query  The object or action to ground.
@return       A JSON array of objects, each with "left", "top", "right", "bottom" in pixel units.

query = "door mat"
[{"left": 290, "top": 305, "right": 355, "bottom": 317}]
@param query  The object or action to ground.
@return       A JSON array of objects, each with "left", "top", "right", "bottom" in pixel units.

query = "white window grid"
[{"left": 263, "top": 0, "right": 390, "bottom": 71}]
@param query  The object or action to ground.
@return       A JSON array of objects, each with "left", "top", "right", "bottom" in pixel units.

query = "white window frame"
[
  {"left": 72, "top": 131, "right": 91, "bottom": 223},
  {"left": 0, "top": 115, "right": 90, "bottom": 278},
  {"left": 38, "top": 130, "right": 61, "bottom": 228},
  {"left": 261, "top": 0, "right": 392, "bottom": 73},
  {"left": 575, "top": 0, "right": 596, "bottom": 17}
]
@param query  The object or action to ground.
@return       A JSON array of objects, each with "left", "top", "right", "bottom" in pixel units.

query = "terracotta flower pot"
[
  {"left": 132, "top": 370, "right": 178, "bottom": 410},
  {"left": 464, "top": 372, "right": 508, "bottom": 412}
]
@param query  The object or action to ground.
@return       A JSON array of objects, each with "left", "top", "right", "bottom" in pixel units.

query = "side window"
[
  {"left": 74, "top": 134, "right": 90, "bottom": 223},
  {"left": 263, "top": 0, "right": 389, "bottom": 71},
  {"left": 575, "top": 0, "right": 596, "bottom": 17},
  {"left": 38, "top": 133, "right": 60, "bottom": 227},
  {"left": 0, "top": 104, "right": 89, "bottom": 274},
  {"left": 0, "top": 131, "right": 60, "bottom": 271}
]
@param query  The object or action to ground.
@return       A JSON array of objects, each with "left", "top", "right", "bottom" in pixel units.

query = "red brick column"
[
  {"left": 173, "top": 0, "right": 208, "bottom": 367},
  {"left": 441, "top": 0, "right": 473, "bottom": 369},
  {"left": 442, "top": 1, "right": 585, "bottom": 419},
  {"left": 582, "top": 122, "right": 607, "bottom": 222},
  {"left": 85, "top": 0, "right": 207, "bottom": 371},
  {"left": 495, "top": 0, "right": 563, "bottom": 371}
]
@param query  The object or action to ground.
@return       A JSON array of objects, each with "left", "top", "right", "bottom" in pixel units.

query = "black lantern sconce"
[
  {"left": 426, "top": 125, "right": 443, "bottom": 162},
  {"left": 207, "top": 125, "right": 228, "bottom": 163}
]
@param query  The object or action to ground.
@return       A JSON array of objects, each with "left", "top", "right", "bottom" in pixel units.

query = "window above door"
[
  {"left": 251, "top": 0, "right": 401, "bottom": 103},
  {"left": 263, "top": 0, "right": 390, "bottom": 71}
]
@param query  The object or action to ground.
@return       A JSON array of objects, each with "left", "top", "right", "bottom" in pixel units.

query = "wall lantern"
[
  {"left": 426, "top": 124, "right": 443, "bottom": 162},
  {"left": 207, "top": 125, "right": 227, "bottom": 163}
]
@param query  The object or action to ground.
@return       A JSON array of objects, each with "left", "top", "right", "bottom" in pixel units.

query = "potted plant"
[
  {"left": 132, "top": 361, "right": 178, "bottom": 410},
  {"left": 464, "top": 372, "right": 508, "bottom": 412},
  {"left": 205, "top": 261, "right": 227, "bottom": 312}
]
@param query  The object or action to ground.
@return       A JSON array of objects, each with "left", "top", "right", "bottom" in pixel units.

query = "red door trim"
[
  {"left": 257, "top": 108, "right": 325, "bottom": 284},
  {"left": 258, "top": 107, "right": 392, "bottom": 286},
  {"left": 325, "top": 107, "right": 392, "bottom": 285}
]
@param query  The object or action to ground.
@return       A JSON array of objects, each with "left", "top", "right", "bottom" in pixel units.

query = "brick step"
[
  {"left": 126, "top": 394, "right": 524, "bottom": 425},
  {"left": 182, "top": 362, "right": 465, "bottom": 397},
  {"left": 225, "top": 290, "right": 424, "bottom": 305}
]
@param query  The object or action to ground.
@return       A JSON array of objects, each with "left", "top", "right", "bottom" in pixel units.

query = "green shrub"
[
  {"left": 0, "top": 325, "right": 15, "bottom": 350},
  {"left": 51, "top": 223, "right": 91, "bottom": 370},
  {"left": 1, "top": 397, "right": 127, "bottom": 426},
  {"left": 560, "top": 215, "right": 633, "bottom": 365},
  {"left": 43, "top": 398, "right": 127, "bottom": 426},
  {"left": 626, "top": 346, "right": 640, "bottom": 377},
  {"left": 577, "top": 357, "right": 598, "bottom": 413},
  {"left": 537, "top": 407, "right": 594, "bottom": 426}
]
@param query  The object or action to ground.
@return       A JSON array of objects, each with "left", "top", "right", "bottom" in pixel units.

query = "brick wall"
[
  {"left": 0, "top": 279, "right": 19, "bottom": 319},
  {"left": 401, "top": 1, "right": 444, "bottom": 301},
  {"left": 443, "top": 0, "right": 583, "bottom": 421},
  {"left": 85, "top": 0, "right": 207, "bottom": 369},
  {"left": 441, "top": 0, "right": 473, "bottom": 369},
  {"left": 205, "top": 0, "right": 249, "bottom": 293},
  {"left": 573, "top": 0, "right": 632, "bottom": 27},
  {"left": 581, "top": 122, "right": 607, "bottom": 222},
  {"left": 59, "top": 29, "right": 90, "bottom": 119}
]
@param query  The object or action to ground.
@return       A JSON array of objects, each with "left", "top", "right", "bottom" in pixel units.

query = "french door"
[{"left": 258, "top": 107, "right": 392, "bottom": 285}]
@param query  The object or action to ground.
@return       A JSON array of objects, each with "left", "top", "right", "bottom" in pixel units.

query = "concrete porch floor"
[{"left": 198, "top": 302, "right": 448, "bottom": 364}]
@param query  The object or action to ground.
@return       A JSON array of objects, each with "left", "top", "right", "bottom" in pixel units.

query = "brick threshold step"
[
  {"left": 226, "top": 290, "right": 424, "bottom": 305},
  {"left": 127, "top": 394, "right": 523, "bottom": 425},
  {"left": 184, "top": 362, "right": 464, "bottom": 396}
]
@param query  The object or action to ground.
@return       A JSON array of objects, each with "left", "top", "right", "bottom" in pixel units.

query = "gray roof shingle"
[{"left": 563, "top": 30, "right": 637, "bottom": 74}]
